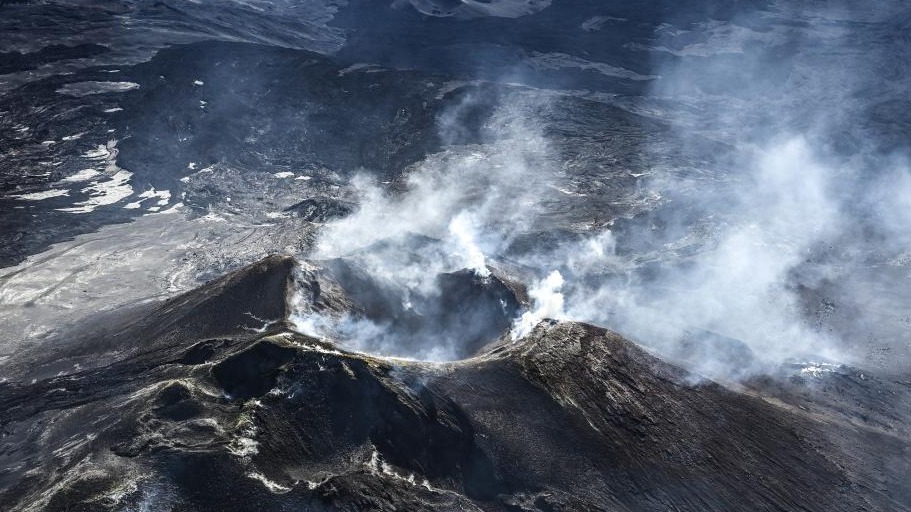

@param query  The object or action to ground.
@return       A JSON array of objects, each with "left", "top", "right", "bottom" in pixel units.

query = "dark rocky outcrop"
[
  {"left": 284, "top": 197, "right": 357, "bottom": 223},
  {"left": 0, "top": 44, "right": 108, "bottom": 75}
]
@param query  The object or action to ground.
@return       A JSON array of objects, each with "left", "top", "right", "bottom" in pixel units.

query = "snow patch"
[
  {"left": 83, "top": 145, "right": 112, "bottom": 160},
  {"left": 61, "top": 169, "right": 101, "bottom": 183},
  {"left": 125, "top": 189, "right": 171, "bottom": 210},
  {"left": 157, "top": 202, "right": 184, "bottom": 215},
  {"left": 58, "top": 140, "right": 134, "bottom": 213},
  {"left": 12, "top": 189, "right": 69, "bottom": 201},
  {"left": 246, "top": 472, "right": 291, "bottom": 493},
  {"left": 142, "top": 188, "right": 172, "bottom": 205},
  {"left": 56, "top": 81, "right": 140, "bottom": 97},
  {"left": 57, "top": 170, "right": 133, "bottom": 213}
]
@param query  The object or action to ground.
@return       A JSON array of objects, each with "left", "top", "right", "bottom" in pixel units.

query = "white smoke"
[
  {"left": 554, "top": 137, "right": 847, "bottom": 372},
  {"left": 552, "top": 2, "right": 911, "bottom": 376},
  {"left": 511, "top": 270, "right": 565, "bottom": 339},
  {"left": 288, "top": 2, "right": 911, "bottom": 376},
  {"left": 447, "top": 212, "right": 490, "bottom": 278},
  {"left": 290, "top": 93, "right": 559, "bottom": 359}
]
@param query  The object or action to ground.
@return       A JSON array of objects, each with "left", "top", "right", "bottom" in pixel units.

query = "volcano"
[
  {"left": 1, "top": 256, "right": 908, "bottom": 511},
  {"left": 2, "top": 1, "right": 911, "bottom": 510}
]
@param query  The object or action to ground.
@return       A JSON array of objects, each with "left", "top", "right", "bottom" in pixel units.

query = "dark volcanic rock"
[
  {"left": 0, "top": 43, "right": 108, "bottom": 75},
  {"left": 0, "top": 255, "right": 908, "bottom": 511},
  {"left": 284, "top": 197, "right": 357, "bottom": 223},
  {"left": 212, "top": 339, "right": 299, "bottom": 400}
]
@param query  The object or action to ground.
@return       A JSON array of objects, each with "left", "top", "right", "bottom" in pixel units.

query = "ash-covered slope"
[{"left": 1, "top": 256, "right": 908, "bottom": 511}]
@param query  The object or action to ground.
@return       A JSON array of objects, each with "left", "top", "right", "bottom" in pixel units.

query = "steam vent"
[{"left": 1, "top": 1, "right": 910, "bottom": 511}]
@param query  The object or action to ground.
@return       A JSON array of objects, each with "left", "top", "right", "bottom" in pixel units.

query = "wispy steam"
[
  {"left": 574, "top": 1, "right": 911, "bottom": 376},
  {"left": 290, "top": 2, "right": 911, "bottom": 377},
  {"left": 556, "top": 137, "right": 848, "bottom": 375},
  {"left": 290, "top": 93, "right": 556, "bottom": 359},
  {"left": 511, "top": 270, "right": 565, "bottom": 339},
  {"left": 447, "top": 212, "right": 490, "bottom": 278}
]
